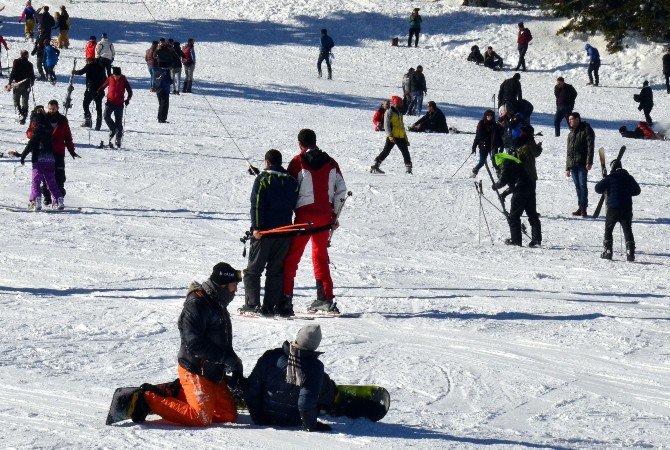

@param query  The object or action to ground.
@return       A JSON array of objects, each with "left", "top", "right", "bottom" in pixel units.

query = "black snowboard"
[{"left": 105, "top": 380, "right": 181, "bottom": 425}]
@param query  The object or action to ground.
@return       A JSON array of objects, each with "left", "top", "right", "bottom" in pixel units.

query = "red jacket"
[
  {"left": 372, "top": 108, "right": 384, "bottom": 131},
  {"left": 517, "top": 28, "right": 532, "bottom": 46},
  {"left": 48, "top": 113, "right": 75, "bottom": 156},
  {"left": 85, "top": 40, "right": 96, "bottom": 59},
  {"left": 98, "top": 75, "right": 133, "bottom": 106}
]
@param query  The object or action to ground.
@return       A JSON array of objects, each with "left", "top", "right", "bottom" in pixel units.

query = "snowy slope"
[{"left": 1, "top": 0, "right": 669, "bottom": 448}]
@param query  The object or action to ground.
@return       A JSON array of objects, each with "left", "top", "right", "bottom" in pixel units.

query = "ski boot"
[
  {"left": 528, "top": 240, "right": 541, "bottom": 248},
  {"left": 626, "top": 241, "right": 635, "bottom": 262},
  {"left": 238, "top": 304, "right": 262, "bottom": 315},
  {"left": 370, "top": 162, "right": 385, "bottom": 174},
  {"left": 309, "top": 299, "right": 340, "bottom": 314},
  {"left": 115, "top": 135, "right": 122, "bottom": 148},
  {"left": 470, "top": 168, "right": 478, "bottom": 178},
  {"left": 571, "top": 208, "right": 582, "bottom": 216},
  {"left": 274, "top": 301, "right": 295, "bottom": 318},
  {"left": 81, "top": 115, "right": 92, "bottom": 128},
  {"left": 405, "top": 163, "right": 413, "bottom": 174},
  {"left": 29, "top": 196, "right": 42, "bottom": 211},
  {"left": 55, "top": 197, "right": 65, "bottom": 210},
  {"left": 601, "top": 240, "right": 613, "bottom": 260},
  {"left": 504, "top": 238, "right": 521, "bottom": 246}
]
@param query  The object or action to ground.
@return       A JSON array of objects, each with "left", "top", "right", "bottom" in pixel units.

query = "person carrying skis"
[
  {"left": 594, "top": 159, "right": 641, "bottom": 261},
  {"left": 73, "top": 58, "right": 106, "bottom": 129},
  {"left": 565, "top": 112, "right": 594, "bottom": 217},
  {"left": 408, "top": 8, "right": 422, "bottom": 47},
  {"left": 317, "top": 28, "right": 334, "bottom": 79},
  {"left": 585, "top": 43, "right": 600, "bottom": 86},
  {"left": 471, "top": 109, "right": 502, "bottom": 177},
  {"left": 96, "top": 33, "right": 115, "bottom": 77},
  {"left": 515, "top": 21, "right": 532, "bottom": 71},
  {"left": 155, "top": 66, "right": 172, "bottom": 122},
  {"left": 663, "top": 47, "right": 670, "bottom": 94},
  {"left": 633, "top": 80, "right": 653, "bottom": 125},
  {"left": 282, "top": 129, "right": 347, "bottom": 313},
  {"left": 85, "top": 35, "right": 97, "bottom": 60},
  {"left": 19, "top": 1, "right": 37, "bottom": 42},
  {"left": 181, "top": 38, "right": 196, "bottom": 93},
  {"left": 498, "top": 73, "right": 522, "bottom": 109},
  {"left": 130, "top": 262, "right": 243, "bottom": 426},
  {"left": 246, "top": 324, "right": 334, "bottom": 432},
  {"left": 43, "top": 40, "right": 60, "bottom": 83},
  {"left": 370, "top": 96, "right": 412, "bottom": 174},
  {"left": 241, "top": 149, "right": 299, "bottom": 316},
  {"left": 553, "top": 77, "right": 577, "bottom": 137},
  {"left": 7, "top": 50, "right": 35, "bottom": 125},
  {"left": 98, "top": 66, "right": 133, "bottom": 148},
  {"left": 408, "top": 101, "right": 448, "bottom": 133},
  {"left": 407, "top": 65, "right": 427, "bottom": 116}
]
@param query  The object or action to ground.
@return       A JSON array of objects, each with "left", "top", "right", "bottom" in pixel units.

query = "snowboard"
[
  {"left": 592, "top": 145, "right": 626, "bottom": 218},
  {"left": 105, "top": 380, "right": 182, "bottom": 425}
]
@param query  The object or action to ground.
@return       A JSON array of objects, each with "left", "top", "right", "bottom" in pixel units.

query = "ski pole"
[
  {"left": 492, "top": 94, "right": 496, "bottom": 112},
  {"left": 475, "top": 181, "right": 494, "bottom": 245},
  {"left": 449, "top": 152, "right": 472, "bottom": 179}
]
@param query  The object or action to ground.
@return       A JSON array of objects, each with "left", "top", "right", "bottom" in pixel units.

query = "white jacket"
[{"left": 96, "top": 38, "right": 115, "bottom": 60}]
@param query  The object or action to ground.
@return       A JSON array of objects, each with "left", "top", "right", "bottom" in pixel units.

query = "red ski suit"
[{"left": 282, "top": 147, "right": 347, "bottom": 301}]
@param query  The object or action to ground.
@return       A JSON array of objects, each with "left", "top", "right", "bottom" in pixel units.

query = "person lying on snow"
[
  {"left": 619, "top": 122, "right": 663, "bottom": 140},
  {"left": 407, "top": 101, "right": 448, "bottom": 133}
]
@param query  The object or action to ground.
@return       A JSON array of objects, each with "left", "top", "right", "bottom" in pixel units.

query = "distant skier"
[
  {"left": 553, "top": 77, "right": 577, "bottom": 137},
  {"left": 181, "top": 38, "right": 196, "bottom": 93},
  {"left": 317, "top": 29, "right": 334, "bottom": 79},
  {"left": 246, "top": 324, "right": 334, "bottom": 432},
  {"left": 155, "top": 67, "right": 172, "bottom": 123},
  {"left": 0, "top": 35, "right": 8, "bottom": 78},
  {"left": 515, "top": 22, "right": 532, "bottom": 71},
  {"left": 145, "top": 41, "right": 158, "bottom": 90},
  {"left": 96, "top": 33, "right": 115, "bottom": 77},
  {"left": 370, "top": 96, "right": 412, "bottom": 174},
  {"left": 484, "top": 46, "right": 503, "bottom": 70},
  {"left": 633, "top": 80, "right": 653, "bottom": 125},
  {"left": 663, "top": 47, "right": 670, "bottom": 94},
  {"left": 407, "top": 65, "right": 427, "bottom": 115},
  {"left": 98, "top": 67, "right": 133, "bottom": 148},
  {"left": 73, "top": 58, "right": 107, "bottom": 129},
  {"left": 55, "top": 6, "right": 70, "bottom": 49},
  {"left": 7, "top": 50, "right": 35, "bottom": 125},
  {"left": 372, "top": 100, "right": 389, "bottom": 131},
  {"left": 43, "top": 40, "right": 60, "bottom": 83},
  {"left": 471, "top": 109, "right": 502, "bottom": 177},
  {"left": 407, "top": 101, "right": 448, "bottom": 133},
  {"left": 565, "top": 112, "right": 594, "bottom": 217},
  {"left": 30, "top": 34, "right": 47, "bottom": 80},
  {"left": 498, "top": 73, "right": 522, "bottom": 109},
  {"left": 85, "top": 35, "right": 97, "bottom": 60},
  {"left": 585, "top": 43, "right": 600, "bottom": 86},
  {"left": 467, "top": 45, "right": 484, "bottom": 65},
  {"left": 241, "top": 149, "right": 299, "bottom": 316},
  {"left": 19, "top": 1, "right": 37, "bottom": 42},
  {"left": 594, "top": 159, "right": 640, "bottom": 261},
  {"left": 408, "top": 8, "right": 421, "bottom": 47}
]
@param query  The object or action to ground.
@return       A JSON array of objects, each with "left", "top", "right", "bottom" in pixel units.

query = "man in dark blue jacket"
[
  {"left": 317, "top": 29, "right": 334, "bottom": 80},
  {"left": 595, "top": 160, "right": 641, "bottom": 261},
  {"left": 245, "top": 324, "right": 334, "bottom": 432},
  {"left": 634, "top": 80, "right": 653, "bottom": 125},
  {"left": 242, "top": 149, "right": 298, "bottom": 316}
]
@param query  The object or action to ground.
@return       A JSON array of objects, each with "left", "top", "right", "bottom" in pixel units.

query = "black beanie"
[{"left": 210, "top": 262, "right": 242, "bottom": 285}]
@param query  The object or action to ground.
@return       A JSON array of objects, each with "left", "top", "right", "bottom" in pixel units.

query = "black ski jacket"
[
  {"left": 566, "top": 122, "right": 595, "bottom": 170},
  {"left": 636, "top": 86, "right": 653, "bottom": 109},
  {"left": 412, "top": 107, "right": 448, "bottom": 133},
  {"left": 594, "top": 168, "right": 641, "bottom": 210},
  {"left": 409, "top": 71, "right": 426, "bottom": 93},
  {"left": 498, "top": 77, "right": 522, "bottom": 108},
  {"left": 245, "top": 341, "right": 324, "bottom": 430},
  {"left": 472, "top": 115, "right": 502, "bottom": 153},
  {"left": 663, "top": 54, "right": 670, "bottom": 74},
  {"left": 73, "top": 61, "right": 107, "bottom": 91},
  {"left": 555, "top": 83, "right": 578, "bottom": 109},
  {"left": 249, "top": 165, "right": 298, "bottom": 231},
  {"left": 9, "top": 58, "right": 35, "bottom": 85},
  {"left": 20, "top": 114, "right": 53, "bottom": 165}
]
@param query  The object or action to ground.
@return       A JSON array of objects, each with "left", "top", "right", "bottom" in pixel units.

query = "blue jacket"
[
  {"left": 250, "top": 165, "right": 298, "bottom": 231},
  {"left": 44, "top": 45, "right": 59, "bottom": 67},
  {"left": 320, "top": 35, "right": 334, "bottom": 54},
  {"left": 585, "top": 45, "right": 600, "bottom": 63},
  {"left": 245, "top": 341, "right": 324, "bottom": 429},
  {"left": 594, "top": 168, "right": 641, "bottom": 210}
]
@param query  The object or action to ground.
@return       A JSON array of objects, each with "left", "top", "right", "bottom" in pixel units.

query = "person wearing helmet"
[{"left": 370, "top": 96, "right": 412, "bottom": 174}]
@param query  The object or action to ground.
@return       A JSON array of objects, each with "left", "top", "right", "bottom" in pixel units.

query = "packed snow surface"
[{"left": 1, "top": 0, "right": 669, "bottom": 448}]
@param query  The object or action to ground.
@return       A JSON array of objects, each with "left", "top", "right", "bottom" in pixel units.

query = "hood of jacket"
[{"left": 301, "top": 147, "right": 332, "bottom": 171}]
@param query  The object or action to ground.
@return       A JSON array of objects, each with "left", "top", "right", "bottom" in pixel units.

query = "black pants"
[
  {"left": 35, "top": 56, "right": 45, "bottom": 78},
  {"left": 408, "top": 28, "right": 420, "bottom": 47},
  {"left": 375, "top": 137, "right": 412, "bottom": 167},
  {"left": 317, "top": 52, "right": 331, "bottom": 78},
  {"left": 243, "top": 236, "right": 291, "bottom": 310},
  {"left": 508, "top": 186, "right": 541, "bottom": 244},
  {"left": 485, "top": 59, "right": 503, "bottom": 70},
  {"left": 665, "top": 73, "right": 669, "bottom": 93},
  {"left": 516, "top": 45, "right": 528, "bottom": 70},
  {"left": 104, "top": 103, "right": 124, "bottom": 139},
  {"left": 83, "top": 89, "right": 104, "bottom": 128},
  {"left": 642, "top": 106, "right": 653, "bottom": 124},
  {"left": 99, "top": 58, "right": 113, "bottom": 77},
  {"left": 42, "top": 153, "right": 66, "bottom": 203},
  {"left": 157, "top": 92, "right": 169, "bottom": 122},
  {"left": 554, "top": 106, "right": 572, "bottom": 137},
  {"left": 603, "top": 208, "right": 634, "bottom": 249},
  {"left": 588, "top": 62, "right": 600, "bottom": 85}
]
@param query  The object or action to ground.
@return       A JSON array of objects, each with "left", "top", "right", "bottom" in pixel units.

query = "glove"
[
  {"left": 247, "top": 165, "right": 260, "bottom": 176},
  {"left": 71, "top": 151, "right": 81, "bottom": 159},
  {"left": 306, "top": 421, "right": 332, "bottom": 432},
  {"left": 124, "top": 99, "right": 130, "bottom": 106},
  {"left": 224, "top": 355, "right": 243, "bottom": 375}
]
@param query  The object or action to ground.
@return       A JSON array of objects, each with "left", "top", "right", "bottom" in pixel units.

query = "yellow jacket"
[{"left": 384, "top": 108, "right": 407, "bottom": 140}]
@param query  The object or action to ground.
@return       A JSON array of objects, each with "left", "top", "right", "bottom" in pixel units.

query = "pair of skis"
[{"left": 592, "top": 145, "right": 626, "bottom": 218}]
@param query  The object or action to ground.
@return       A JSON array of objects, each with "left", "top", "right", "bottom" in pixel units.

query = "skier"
[
  {"left": 633, "top": 80, "right": 653, "bottom": 125},
  {"left": 181, "top": 38, "right": 196, "bottom": 93},
  {"left": 317, "top": 29, "right": 334, "bottom": 79},
  {"left": 401, "top": 67, "right": 414, "bottom": 113},
  {"left": 553, "top": 77, "right": 577, "bottom": 137},
  {"left": 84, "top": 35, "right": 97, "bottom": 60},
  {"left": 565, "top": 112, "right": 594, "bottom": 217},
  {"left": 145, "top": 41, "right": 158, "bottom": 90},
  {"left": 98, "top": 67, "right": 133, "bottom": 148},
  {"left": 515, "top": 22, "right": 532, "bottom": 71},
  {"left": 40, "top": 100, "right": 79, "bottom": 207},
  {"left": 241, "top": 149, "right": 299, "bottom": 316},
  {"left": 130, "top": 262, "right": 243, "bottom": 426},
  {"left": 170, "top": 40, "right": 184, "bottom": 94},
  {"left": 30, "top": 36, "right": 47, "bottom": 81},
  {"left": 372, "top": 100, "right": 389, "bottom": 131},
  {"left": 246, "top": 324, "right": 334, "bottom": 432},
  {"left": 155, "top": 67, "right": 172, "bottom": 123},
  {"left": 73, "top": 58, "right": 107, "bottom": 129},
  {"left": 498, "top": 73, "right": 522, "bottom": 109},
  {"left": 594, "top": 159, "right": 641, "bottom": 261},
  {"left": 491, "top": 126, "right": 542, "bottom": 247},
  {"left": 663, "top": 47, "right": 670, "bottom": 94},
  {"left": 19, "top": 1, "right": 37, "bottom": 42},
  {"left": 585, "top": 43, "right": 600, "bottom": 86},
  {"left": 467, "top": 45, "right": 484, "bottom": 65},
  {"left": 282, "top": 129, "right": 347, "bottom": 313},
  {"left": 407, "top": 8, "right": 421, "bottom": 47},
  {"left": 471, "top": 109, "right": 502, "bottom": 177},
  {"left": 370, "top": 96, "right": 412, "bottom": 174},
  {"left": 36, "top": 6, "right": 55, "bottom": 42},
  {"left": 407, "top": 101, "right": 448, "bottom": 133},
  {"left": 0, "top": 35, "right": 8, "bottom": 78},
  {"left": 484, "top": 46, "right": 503, "bottom": 70},
  {"left": 407, "top": 65, "right": 427, "bottom": 116},
  {"left": 19, "top": 110, "right": 63, "bottom": 210},
  {"left": 96, "top": 33, "right": 115, "bottom": 77},
  {"left": 43, "top": 40, "right": 60, "bottom": 83},
  {"left": 54, "top": 6, "right": 70, "bottom": 49},
  {"left": 7, "top": 50, "right": 35, "bottom": 125}
]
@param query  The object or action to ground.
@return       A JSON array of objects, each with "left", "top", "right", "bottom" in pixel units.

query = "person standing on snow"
[
  {"left": 98, "top": 66, "right": 133, "bottom": 147},
  {"left": 282, "top": 129, "right": 347, "bottom": 313},
  {"left": 585, "top": 43, "right": 600, "bottom": 86},
  {"left": 145, "top": 41, "right": 158, "bottom": 90},
  {"left": 181, "top": 38, "right": 196, "bottom": 93},
  {"left": 663, "top": 47, "right": 670, "bottom": 94},
  {"left": 471, "top": 109, "right": 502, "bottom": 177},
  {"left": 565, "top": 112, "right": 594, "bottom": 218},
  {"left": 515, "top": 21, "right": 532, "bottom": 71},
  {"left": 498, "top": 72, "right": 522, "bottom": 110},
  {"left": 553, "top": 77, "right": 577, "bottom": 137},
  {"left": 155, "top": 66, "right": 172, "bottom": 123},
  {"left": 73, "top": 58, "right": 107, "bottom": 129},
  {"left": 30, "top": 34, "right": 47, "bottom": 81},
  {"left": 0, "top": 34, "right": 8, "bottom": 78},
  {"left": 36, "top": 5, "right": 55, "bottom": 42},
  {"left": 19, "top": 1, "right": 37, "bottom": 42},
  {"left": 633, "top": 80, "right": 653, "bottom": 125},
  {"left": 7, "top": 50, "right": 35, "bottom": 125},
  {"left": 85, "top": 35, "right": 97, "bottom": 60},
  {"left": 129, "top": 262, "right": 243, "bottom": 426},
  {"left": 370, "top": 96, "right": 412, "bottom": 174},
  {"left": 407, "top": 65, "right": 427, "bottom": 115},
  {"left": 96, "top": 33, "right": 115, "bottom": 77},
  {"left": 408, "top": 8, "right": 422, "bottom": 47},
  {"left": 170, "top": 40, "right": 184, "bottom": 94},
  {"left": 317, "top": 28, "right": 334, "bottom": 80},
  {"left": 43, "top": 40, "right": 60, "bottom": 83},
  {"left": 54, "top": 6, "right": 70, "bottom": 49}
]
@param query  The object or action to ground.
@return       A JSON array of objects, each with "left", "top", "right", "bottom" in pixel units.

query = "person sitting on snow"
[
  {"left": 467, "top": 45, "right": 484, "bottom": 65},
  {"left": 407, "top": 101, "right": 448, "bottom": 133}
]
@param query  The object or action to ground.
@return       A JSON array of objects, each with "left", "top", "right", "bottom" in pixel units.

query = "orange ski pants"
[{"left": 144, "top": 365, "right": 238, "bottom": 427}]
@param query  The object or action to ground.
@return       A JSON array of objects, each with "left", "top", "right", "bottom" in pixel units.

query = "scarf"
[{"left": 286, "top": 342, "right": 305, "bottom": 387}]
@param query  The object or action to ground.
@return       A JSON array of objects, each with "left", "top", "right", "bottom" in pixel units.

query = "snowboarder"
[
  {"left": 19, "top": 1, "right": 37, "bottom": 42},
  {"left": 491, "top": 127, "right": 542, "bottom": 247},
  {"left": 484, "top": 46, "right": 503, "bottom": 70},
  {"left": 169, "top": 40, "right": 184, "bottom": 94},
  {"left": 73, "top": 58, "right": 106, "bottom": 129},
  {"left": 54, "top": 6, "right": 70, "bottom": 49},
  {"left": 145, "top": 41, "right": 158, "bottom": 90},
  {"left": 246, "top": 324, "right": 334, "bottom": 432},
  {"left": 130, "top": 262, "right": 243, "bottom": 426},
  {"left": 585, "top": 43, "right": 600, "bottom": 86},
  {"left": 498, "top": 73, "right": 522, "bottom": 109},
  {"left": 515, "top": 22, "right": 532, "bottom": 71},
  {"left": 317, "top": 29, "right": 334, "bottom": 79},
  {"left": 554, "top": 77, "right": 577, "bottom": 137},
  {"left": 471, "top": 109, "right": 502, "bottom": 177},
  {"left": 663, "top": 47, "right": 670, "bottom": 94},
  {"left": 467, "top": 45, "right": 484, "bottom": 65},
  {"left": 43, "top": 40, "right": 60, "bottom": 83},
  {"left": 408, "top": 8, "right": 421, "bottom": 47},
  {"left": 372, "top": 100, "right": 389, "bottom": 131},
  {"left": 565, "top": 112, "right": 594, "bottom": 217},
  {"left": 371, "top": 96, "right": 412, "bottom": 174},
  {"left": 407, "top": 101, "right": 448, "bottom": 133},
  {"left": 7, "top": 50, "right": 35, "bottom": 125},
  {"left": 84, "top": 35, "right": 96, "bottom": 60},
  {"left": 282, "top": 129, "right": 347, "bottom": 313},
  {"left": 98, "top": 67, "right": 133, "bottom": 148},
  {"left": 181, "top": 38, "right": 196, "bottom": 93},
  {"left": 155, "top": 67, "right": 172, "bottom": 123},
  {"left": 633, "top": 80, "right": 653, "bottom": 125},
  {"left": 241, "top": 149, "right": 299, "bottom": 316},
  {"left": 96, "top": 33, "right": 115, "bottom": 77},
  {"left": 30, "top": 37, "right": 47, "bottom": 81},
  {"left": 407, "top": 65, "right": 427, "bottom": 116},
  {"left": 594, "top": 159, "right": 641, "bottom": 261}
]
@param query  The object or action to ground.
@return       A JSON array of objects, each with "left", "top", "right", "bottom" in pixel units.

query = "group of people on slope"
[{"left": 19, "top": 2, "right": 71, "bottom": 48}]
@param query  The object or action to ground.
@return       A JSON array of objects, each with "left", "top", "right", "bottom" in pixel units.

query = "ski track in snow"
[{"left": 1, "top": 0, "right": 669, "bottom": 448}]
